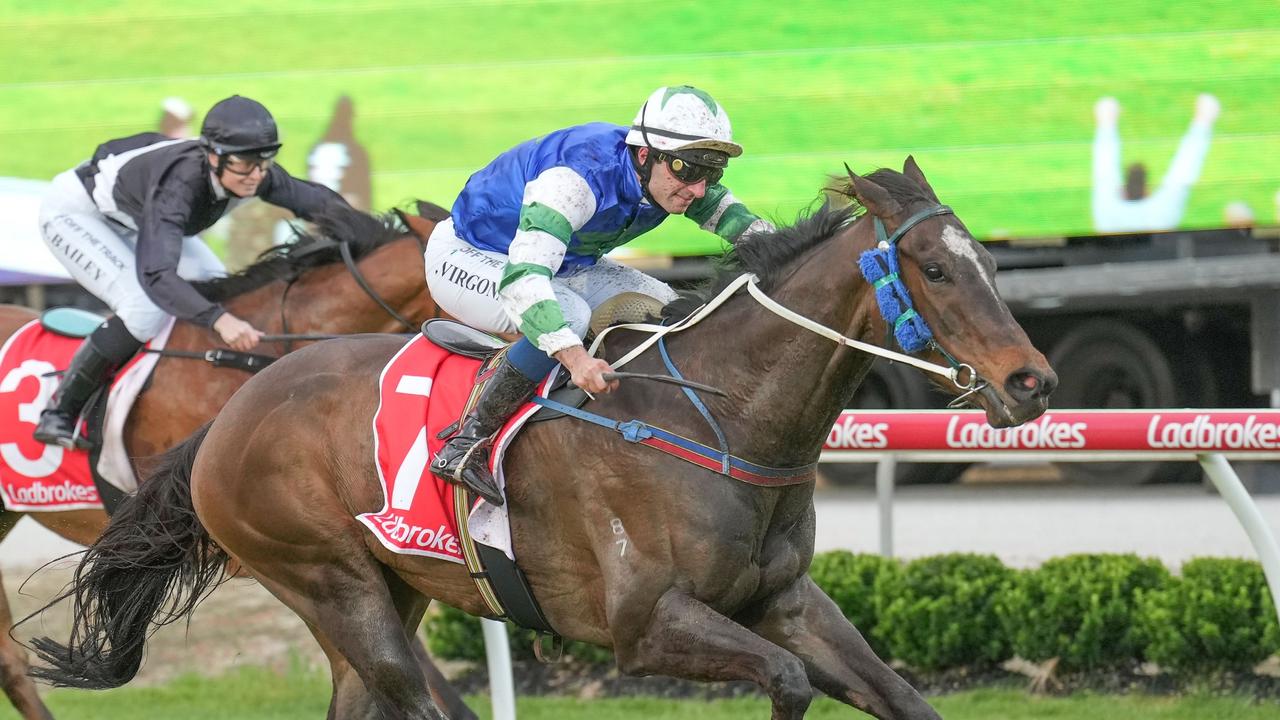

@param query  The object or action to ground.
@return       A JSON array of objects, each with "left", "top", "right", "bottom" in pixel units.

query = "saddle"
[
  {"left": 421, "top": 318, "right": 505, "bottom": 359},
  {"left": 40, "top": 307, "right": 105, "bottom": 338}
]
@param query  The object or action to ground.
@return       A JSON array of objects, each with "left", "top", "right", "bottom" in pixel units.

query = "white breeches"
[
  {"left": 39, "top": 169, "right": 226, "bottom": 341},
  {"left": 423, "top": 217, "right": 677, "bottom": 341}
]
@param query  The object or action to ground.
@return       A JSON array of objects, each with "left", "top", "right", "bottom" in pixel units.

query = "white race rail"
[{"left": 819, "top": 408, "right": 1280, "bottom": 626}]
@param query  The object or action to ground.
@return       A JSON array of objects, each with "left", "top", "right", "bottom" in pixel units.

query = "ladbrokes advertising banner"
[{"left": 824, "top": 411, "right": 1280, "bottom": 455}]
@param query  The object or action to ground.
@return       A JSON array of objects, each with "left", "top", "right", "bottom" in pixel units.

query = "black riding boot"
[
  {"left": 430, "top": 357, "right": 538, "bottom": 506},
  {"left": 33, "top": 317, "right": 142, "bottom": 449}
]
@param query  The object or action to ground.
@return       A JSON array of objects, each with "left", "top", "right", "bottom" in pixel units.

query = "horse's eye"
[{"left": 923, "top": 263, "right": 947, "bottom": 282}]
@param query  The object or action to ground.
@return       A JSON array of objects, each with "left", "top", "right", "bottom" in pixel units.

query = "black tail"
[{"left": 26, "top": 423, "right": 228, "bottom": 689}]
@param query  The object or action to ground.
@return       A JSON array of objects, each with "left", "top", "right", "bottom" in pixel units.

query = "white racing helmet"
[{"left": 625, "top": 86, "right": 742, "bottom": 166}]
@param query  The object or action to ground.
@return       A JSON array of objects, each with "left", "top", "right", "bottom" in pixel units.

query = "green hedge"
[
  {"left": 1138, "top": 558, "right": 1280, "bottom": 673},
  {"left": 876, "top": 554, "right": 1014, "bottom": 670},
  {"left": 995, "top": 554, "right": 1170, "bottom": 672},
  {"left": 422, "top": 553, "right": 1279, "bottom": 676}
]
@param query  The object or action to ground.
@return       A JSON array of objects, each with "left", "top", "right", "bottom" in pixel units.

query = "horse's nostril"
[
  {"left": 1040, "top": 371, "right": 1058, "bottom": 398},
  {"left": 1006, "top": 369, "right": 1055, "bottom": 401}
]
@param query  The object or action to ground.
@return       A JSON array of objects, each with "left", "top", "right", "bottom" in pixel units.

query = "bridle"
[{"left": 863, "top": 203, "right": 990, "bottom": 408}]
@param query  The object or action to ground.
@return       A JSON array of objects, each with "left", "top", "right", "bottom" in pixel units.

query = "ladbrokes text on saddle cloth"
[{"left": 0, "top": 320, "right": 167, "bottom": 511}]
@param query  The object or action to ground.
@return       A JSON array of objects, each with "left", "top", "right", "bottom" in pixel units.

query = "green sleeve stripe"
[
  {"left": 518, "top": 299, "right": 569, "bottom": 346},
  {"left": 518, "top": 202, "right": 573, "bottom": 245},
  {"left": 498, "top": 262, "right": 553, "bottom": 292},
  {"left": 711, "top": 203, "right": 760, "bottom": 241},
  {"left": 684, "top": 183, "right": 731, "bottom": 226}
]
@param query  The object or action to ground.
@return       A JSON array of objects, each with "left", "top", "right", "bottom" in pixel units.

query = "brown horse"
[
  {"left": 1, "top": 205, "right": 475, "bottom": 719},
  {"left": 34, "top": 159, "right": 1056, "bottom": 719}
]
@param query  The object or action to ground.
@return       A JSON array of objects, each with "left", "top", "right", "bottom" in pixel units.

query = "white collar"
[{"left": 209, "top": 170, "right": 228, "bottom": 200}]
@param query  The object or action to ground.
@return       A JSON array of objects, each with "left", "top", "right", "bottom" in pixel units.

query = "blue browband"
[{"left": 858, "top": 205, "right": 953, "bottom": 354}]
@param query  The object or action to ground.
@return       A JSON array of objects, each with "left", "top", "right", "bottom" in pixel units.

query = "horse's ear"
[
  {"left": 845, "top": 164, "right": 902, "bottom": 218},
  {"left": 395, "top": 208, "right": 436, "bottom": 241},
  {"left": 415, "top": 200, "right": 451, "bottom": 222},
  {"left": 902, "top": 155, "right": 939, "bottom": 203}
]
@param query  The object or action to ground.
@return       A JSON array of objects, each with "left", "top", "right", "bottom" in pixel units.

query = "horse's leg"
[
  {"left": 0, "top": 512, "right": 53, "bottom": 720},
  {"left": 289, "top": 569, "right": 474, "bottom": 720},
  {"left": 289, "top": 577, "right": 466, "bottom": 720},
  {"left": 306, "top": 620, "right": 400, "bottom": 720},
  {"left": 612, "top": 589, "right": 813, "bottom": 720},
  {"left": 384, "top": 570, "right": 477, "bottom": 720},
  {"left": 410, "top": 634, "right": 474, "bottom": 720},
  {"left": 26, "top": 508, "right": 108, "bottom": 547},
  {"left": 746, "top": 576, "right": 940, "bottom": 720},
  {"left": 243, "top": 556, "right": 445, "bottom": 720}
]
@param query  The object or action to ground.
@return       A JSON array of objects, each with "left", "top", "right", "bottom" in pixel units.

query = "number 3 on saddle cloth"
[
  {"left": 0, "top": 313, "right": 172, "bottom": 512},
  {"left": 359, "top": 334, "right": 553, "bottom": 564}
]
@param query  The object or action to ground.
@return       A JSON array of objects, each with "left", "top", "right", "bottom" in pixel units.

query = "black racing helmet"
[{"left": 200, "top": 95, "right": 281, "bottom": 158}]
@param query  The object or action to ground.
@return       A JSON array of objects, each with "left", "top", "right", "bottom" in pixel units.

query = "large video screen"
[{"left": 1, "top": 1, "right": 1275, "bottom": 258}]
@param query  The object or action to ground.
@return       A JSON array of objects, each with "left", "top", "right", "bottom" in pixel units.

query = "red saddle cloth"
[
  {"left": 0, "top": 322, "right": 100, "bottom": 510},
  {"left": 359, "top": 335, "right": 542, "bottom": 563}
]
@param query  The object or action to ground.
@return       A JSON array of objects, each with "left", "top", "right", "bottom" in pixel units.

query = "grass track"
[{"left": 1, "top": 665, "right": 1275, "bottom": 720}]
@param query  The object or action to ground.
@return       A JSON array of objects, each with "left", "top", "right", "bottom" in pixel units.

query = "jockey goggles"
[
  {"left": 220, "top": 151, "right": 277, "bottom": 176},
  {"left": 658, "top": 150, "right": 727, "bottom": 186}
]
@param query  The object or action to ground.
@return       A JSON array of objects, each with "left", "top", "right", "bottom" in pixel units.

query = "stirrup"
[
  {"left": 454, "top": 445, "right": 505, "bottom": 506},
  {"left": 432, "top": 437, "right": 505, "bottom": 506},
  {"left": 33, "top": 413, "right": 89, "bottom": 450}
]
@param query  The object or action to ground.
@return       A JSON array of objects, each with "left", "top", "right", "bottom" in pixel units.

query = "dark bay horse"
[
  {"left": 35, "top": 159, "right": 1056, "bottom": 719},
  {"left": 0, "top": 205, "right": 473, "bottom": 719}
]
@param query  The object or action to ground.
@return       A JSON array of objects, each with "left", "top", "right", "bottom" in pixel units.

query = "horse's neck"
[
  {"left": 684, "top": 225, "right": 882, "bottom": 467},
  {"left": 181, "top": 238, "right": 429, "bottom": 346}
]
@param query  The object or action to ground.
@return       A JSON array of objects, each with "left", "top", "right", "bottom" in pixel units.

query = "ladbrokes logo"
[
  {"left": 1147, "top": 414, "right": 1280, "bottom": 450},
  {"left": 946, "top": 415, "right": 1086, "bottom": 449},
  {"left": 6, "top": 480, "right": 98, "bottom": 505},
  {"left": 827, "top": 415, "right": 889, "bottom": 449},
  {"left": 378, "top": 515, "right": 460, "bottom": 555}
]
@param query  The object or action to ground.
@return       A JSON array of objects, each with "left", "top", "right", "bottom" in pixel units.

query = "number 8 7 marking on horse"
[{"left": 611, "top": 517, "right": 628, "bottom": 557}]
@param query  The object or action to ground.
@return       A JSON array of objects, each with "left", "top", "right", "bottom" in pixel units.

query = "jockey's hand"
[
  {"left": 213, "top": 313, "right": 264, "bottom": 352},
  {"left": 554, "top": 344, "right": 619, "bottom": 395}
]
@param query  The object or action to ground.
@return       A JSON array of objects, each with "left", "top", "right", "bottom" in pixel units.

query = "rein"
[
  {"left": 591, "top": 273, "right": 977, "bottom": 393},
  {"left": 338, "top": 240, "right": 419, "bottom": 333}
]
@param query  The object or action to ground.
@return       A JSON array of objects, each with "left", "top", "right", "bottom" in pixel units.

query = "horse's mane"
[
  {"left": 662, "top": 168, "right": 924, "bottom": 320},
  {"left": 192, "top": 206, "right": 404, "bottom": 303}
]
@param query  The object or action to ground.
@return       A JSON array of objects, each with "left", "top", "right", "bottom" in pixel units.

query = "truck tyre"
[{"left": 1047, "top": 319, "right": 1180, "bottom": 485}]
